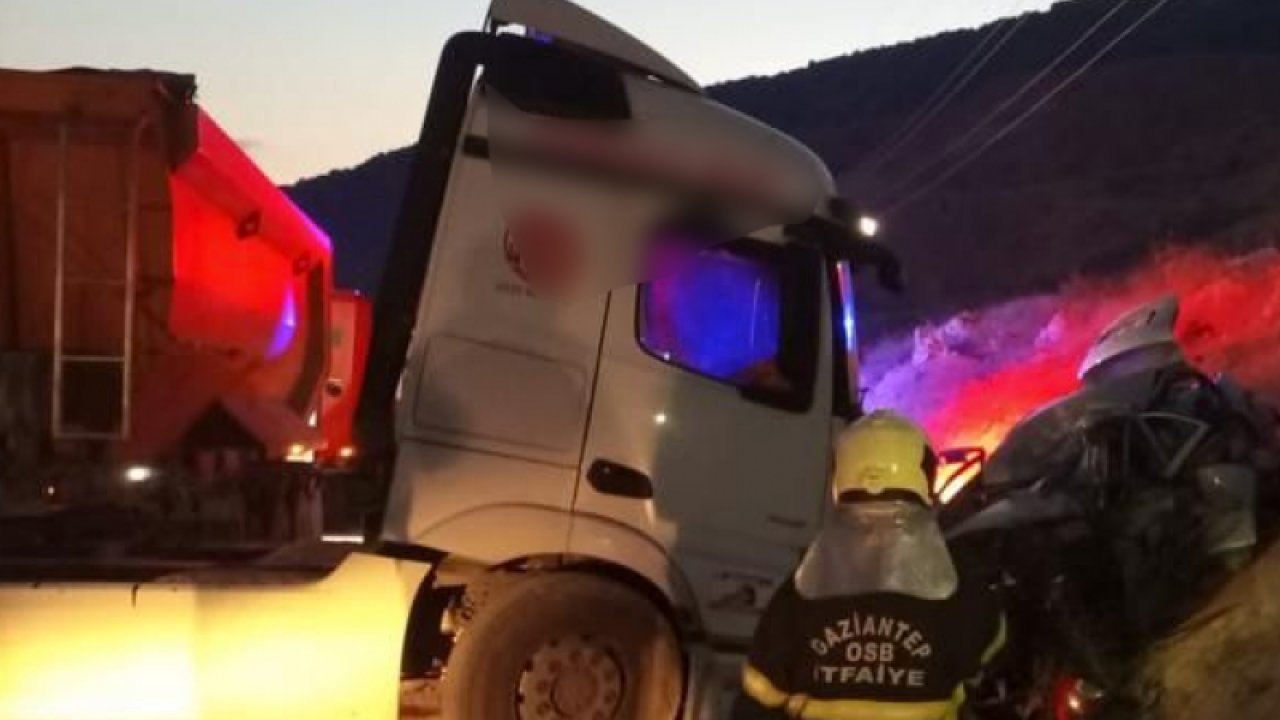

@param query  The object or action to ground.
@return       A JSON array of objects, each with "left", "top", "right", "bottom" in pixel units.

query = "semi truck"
[{"left": 0, "top": 1, "right": 900, "bottom": 718}]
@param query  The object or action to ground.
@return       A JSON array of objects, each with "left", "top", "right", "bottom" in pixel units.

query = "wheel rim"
[{"left": 516, "top": 634, "right": 625, "bottom": 719}]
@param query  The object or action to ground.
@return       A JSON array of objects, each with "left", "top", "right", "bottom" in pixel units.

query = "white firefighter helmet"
[{"left": 1078, "top": 296, "right": 1185, "bottom": 382}]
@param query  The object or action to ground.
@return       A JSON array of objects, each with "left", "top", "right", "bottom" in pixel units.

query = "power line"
[
  {"left": 882, "top": 0, "right": 1133, "bottom": 204},
  {"left": 885, "top": 0, "right": 1174, "bottom": 216},
  {"left": 854, "top": 10, "right": 1030, "bottom": 180},
  {"left": 851, "top": 18, "right": 1007, "bottom": 177},
  {"left": 860, "top": 14, "right": 1029, "bottom": 178}
]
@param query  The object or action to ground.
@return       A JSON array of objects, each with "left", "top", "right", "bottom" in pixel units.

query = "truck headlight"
[
  {"left": 858, "top": 215, "right": 880, "bottom": 238},
  {"left": 123, "top": 465, "right": 154, "bottom": 483}
]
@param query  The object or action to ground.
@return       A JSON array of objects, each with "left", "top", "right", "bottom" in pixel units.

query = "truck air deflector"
[
  {"left": 487, "top": 0, "right": 700, "bottom": 92},
  {"left": 483, "top": 35, "right": 631, "bottom": 121}
]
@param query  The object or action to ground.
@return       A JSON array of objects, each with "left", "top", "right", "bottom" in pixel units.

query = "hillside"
[
  {"left": 864, "top": 244, "right": 1280, "bottom": 449},
  {"left": 286, "top": 0, "right": 1280, "bottom": 341},
  {"left": 287, "top": 148, "right": 412, "bottom": 300}
]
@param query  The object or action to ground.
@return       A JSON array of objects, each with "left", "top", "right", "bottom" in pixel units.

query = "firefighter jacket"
[{"left": 732, "top": 570, "right": 1004, "bottom": 720}]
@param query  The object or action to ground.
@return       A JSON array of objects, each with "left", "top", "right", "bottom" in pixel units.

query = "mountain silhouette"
[{"left": 288, "top": 0, "right": 1280, "bottom": 340}]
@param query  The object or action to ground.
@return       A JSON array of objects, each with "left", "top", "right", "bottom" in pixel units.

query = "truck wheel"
[{"left": 442, "top": 572, "right": 682, "bottom": 720}]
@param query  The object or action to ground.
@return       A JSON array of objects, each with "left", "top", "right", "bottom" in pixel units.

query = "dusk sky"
[{"left": 3, "top": 0, "right": 1057, "bottom": 184}]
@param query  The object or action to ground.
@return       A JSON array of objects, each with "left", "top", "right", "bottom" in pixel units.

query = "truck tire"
[{"left": 441, "top": 572, "right": 682, "bottom": 720}]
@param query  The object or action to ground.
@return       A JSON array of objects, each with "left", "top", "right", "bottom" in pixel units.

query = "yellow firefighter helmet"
[{"left": 833, "top": 410, "right": 936, "bottom": 505}]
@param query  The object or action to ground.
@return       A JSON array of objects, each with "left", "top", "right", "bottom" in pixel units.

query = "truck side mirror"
[
  {"left": 857, "top": 240, "right": 905, "bottom": 294},
  {"left": 786, "top": 216, "right": 904, "bottom": 293}
]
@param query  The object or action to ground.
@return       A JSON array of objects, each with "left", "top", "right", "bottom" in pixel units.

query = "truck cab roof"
[{"left": 488, "top": 0, "right": 700, "bottom": 92}]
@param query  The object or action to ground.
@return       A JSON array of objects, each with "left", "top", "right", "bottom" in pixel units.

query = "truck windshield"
[{"left": 638, "top": 236, "right": 816, "bottom": 404}]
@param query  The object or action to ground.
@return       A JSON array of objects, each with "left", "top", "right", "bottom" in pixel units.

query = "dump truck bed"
[{"left": 0, "top": 68, "right": 331, "bottom": 469}]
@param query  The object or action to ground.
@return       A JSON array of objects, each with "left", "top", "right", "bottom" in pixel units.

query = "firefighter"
[{"left": 733, "top": 410, "right": 1004, "bottom": 720}]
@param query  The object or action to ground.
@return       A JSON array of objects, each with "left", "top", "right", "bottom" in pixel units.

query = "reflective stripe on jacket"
[{"left": 733, "top": 574, "right": 1004, "bottom": 720}]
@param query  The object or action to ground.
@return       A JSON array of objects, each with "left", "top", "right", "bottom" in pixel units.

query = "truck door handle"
[{"left": 587, "top": 460, "right": 653, "bottom": 499}]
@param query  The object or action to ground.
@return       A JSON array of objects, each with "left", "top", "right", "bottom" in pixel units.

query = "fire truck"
[{"left": 0, "top": 1, "right": 896, "bottom": 718}]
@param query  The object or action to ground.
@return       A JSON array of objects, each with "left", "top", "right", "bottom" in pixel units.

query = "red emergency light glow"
[
  {"left": 168, "top": 110, "right": 330, "bottom": 359},
  {"left": 877, "top": 245, "right": 1280, "bottom": 499}
]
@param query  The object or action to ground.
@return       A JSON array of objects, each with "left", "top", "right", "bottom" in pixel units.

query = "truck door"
[
  {"left": 573, "top": 230, "right": 834, "bottom": 641},
  {"left": 374, "top": 40, "right": 619, "bottom": 555}
]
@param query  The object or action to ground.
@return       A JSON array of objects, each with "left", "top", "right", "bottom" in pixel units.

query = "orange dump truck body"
[
  {"left": 0, "top": 68, "right": 335, "bottom": 473},
  {"left": 318, "top": 290, "right": 371, "bottom": 463}
]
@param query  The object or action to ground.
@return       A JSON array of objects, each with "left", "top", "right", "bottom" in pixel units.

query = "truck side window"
[{"left": 638, "top": 238, "right": 810, "bottom": 401}]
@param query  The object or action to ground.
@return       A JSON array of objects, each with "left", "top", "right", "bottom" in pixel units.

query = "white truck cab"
[{"left": 358, "top": 0, "right": 896, "bottom": 716}]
